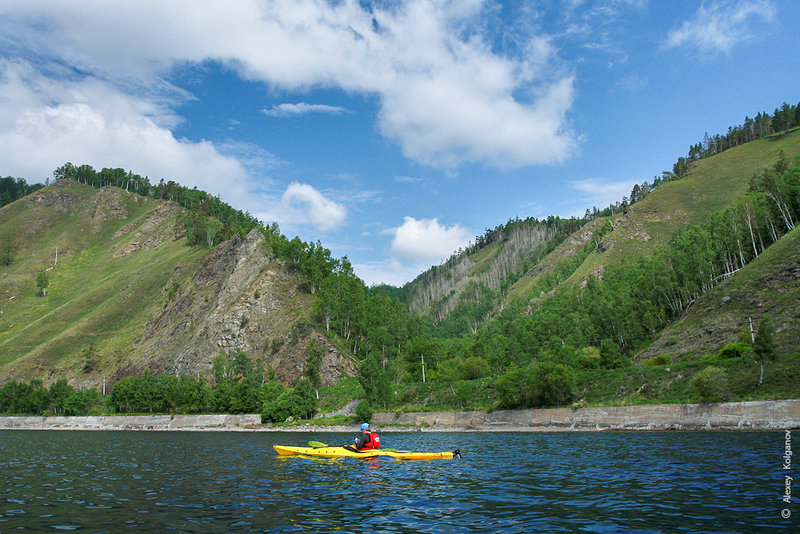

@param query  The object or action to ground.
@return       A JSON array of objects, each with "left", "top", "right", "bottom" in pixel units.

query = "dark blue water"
[{"left": 0, "top": 430, "right": 794, "bottom": 533}]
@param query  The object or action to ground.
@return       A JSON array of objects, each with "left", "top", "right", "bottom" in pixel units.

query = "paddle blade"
[{"left": 308, "top": 441, "right": 328, "bottom": 448}]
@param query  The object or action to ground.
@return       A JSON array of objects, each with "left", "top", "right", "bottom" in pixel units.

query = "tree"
[
  {"left": 48, "top": 379, "right": 74, "bottom": 414},
  {"left": 260, "top": 380, "right": 317, "bottom": 423},
  {"left": 304, "top": 340, "right": 323, "bottom": 400},
  {"left": 690, "top": 366, "right": 728, "bottom": 402},
  {"left": 754, "top": 316, "right": 778, "bottom": 385},
  {"left": 205, "top": 218, "right": 223, "bottom": 247},
  {"left": 36, "top": 269, "right": 49, "bottom": 296},
  {"left": 359, "top": 353, "right": 392, "bottom": 407},
  {"left": 460, "top": 356, "right": 490, "bottom": 380}
]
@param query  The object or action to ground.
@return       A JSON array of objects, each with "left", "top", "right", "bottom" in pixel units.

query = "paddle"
[{"left": 307, "top": 440, "right": 401, "bottom": 452}]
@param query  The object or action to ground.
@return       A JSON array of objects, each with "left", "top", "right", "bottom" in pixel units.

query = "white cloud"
[
  {"left": 262, "top": 102, "right": 346, "bottom": 117},
  {"left": 0, "top": 59, "right": 350, "bottom": 235},
  {"left": 352, "top": 257, "right": 422, "bottom": 287},
  {"left": 274, "top": 182, "right": 347, "bottom": 232},
  {"left": 570, "top": 177, "right": 637, "bottom": 212},
  {"left": 616, "top": 74, "right": 648, "bottom": 91},
  {"left": 390, "top": 216, "right": 472, "bottom": 263},
  {"left": 0, "top": 0, "right": 577, "bottom": 169},
  {"left": 351, "top": 216, "right": 473, "bottom": 285},
  {"left": 0, "top": 59, "right": 251, "bottom": 202},
  {"left": 666, "top": 0, "right": 775, "bottom": 54}
]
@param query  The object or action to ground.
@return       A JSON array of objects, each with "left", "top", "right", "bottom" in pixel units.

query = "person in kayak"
[{"left": 353, "top": 422, "right": 380, "bottom": 451}]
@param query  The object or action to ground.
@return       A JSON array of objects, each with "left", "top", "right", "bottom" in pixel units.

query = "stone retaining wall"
[
  {"left": 0, "top": 414, "right": 263, "bottom": 431},
  {"left": 371, "top": 399, "right": 800, "bottom": 431},
  {"left": 1, "top": 399, "right": 798, "bottom": 432}
]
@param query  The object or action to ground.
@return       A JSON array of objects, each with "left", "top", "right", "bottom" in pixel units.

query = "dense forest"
[{"left": 1, "top": 100, "right": 799, "bottom": 418}]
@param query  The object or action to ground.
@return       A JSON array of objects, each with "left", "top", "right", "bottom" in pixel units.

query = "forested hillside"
[{"left": 1, "top": 101, "right": 799, "bottom": 418}]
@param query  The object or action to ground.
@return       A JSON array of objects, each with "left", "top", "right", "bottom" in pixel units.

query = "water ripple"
[{"left": 0, "top": 430, "right": 791, "bottom": 532}]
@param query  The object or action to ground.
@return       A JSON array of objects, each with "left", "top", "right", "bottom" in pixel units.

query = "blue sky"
[{"left": 1, "top": 0, "right": 798, "bottom": 285}]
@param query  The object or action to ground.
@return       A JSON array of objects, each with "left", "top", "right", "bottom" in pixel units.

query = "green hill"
[
  {"left": 639, "top": 225, "right": 800, "bottom": 360},
  {"left": 563, "top": 128, "right": 800, "bottom": 286},
  {"left": 0, "top": 180, "right": 356, "bottom": 389},
  {"left": 2, "top": 112, "right": 799, "bottom": 414},
  {"left": 401, "top": 128, "right": 800, "bottom": 359}
]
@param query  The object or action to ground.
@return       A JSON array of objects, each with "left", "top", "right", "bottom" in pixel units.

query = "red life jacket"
[{"left": 361, "top": 431, "right": 380, "bottom": 450}]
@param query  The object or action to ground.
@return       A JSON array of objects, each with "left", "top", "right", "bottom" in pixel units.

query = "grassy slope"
[
  {"left": 566, "top": 129, "right": 800, "bottom": 285},
  {"left": 0, "top": 181, "right": 206, "bottom": 383},
  {"left": 638, "top": 226, "right": 800, "bottom": 360}
]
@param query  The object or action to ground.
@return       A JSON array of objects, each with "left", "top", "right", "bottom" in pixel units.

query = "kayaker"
[{"left": 353, "top": 422, "right": 380, "bottom": 451}]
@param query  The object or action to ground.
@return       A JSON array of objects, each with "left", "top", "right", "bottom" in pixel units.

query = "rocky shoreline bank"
[{"left": 1, "top": 399, "right": 798, "bottom": 432}]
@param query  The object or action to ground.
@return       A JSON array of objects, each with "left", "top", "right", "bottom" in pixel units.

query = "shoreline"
[{"left": 1, "top": 399, "right": 798, "bottom": 432}]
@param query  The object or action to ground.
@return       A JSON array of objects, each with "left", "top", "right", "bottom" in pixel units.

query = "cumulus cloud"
[
  {"left": 262, "top": 102, "right": 346, "bottom": 117},
  {"left": 390, "top": 216, "right": 472, "bottom": 263},
  {"left": 0, "top": 59, "right": 343, "bottom": 233},
  {"left": 273, "top": 182, "right": 347, "bottom": 232},
  {"left": 0, "top": 0, "right": 576, "bottom": 169},
  {"left": 666, "top": 0, "right": 775, "bottom": 54},
  {"left": 570, "top": 177, "right": 637, "bottom": 213},
  {"left": 0, "top": 59, "right": 251, "bottom": 201}
]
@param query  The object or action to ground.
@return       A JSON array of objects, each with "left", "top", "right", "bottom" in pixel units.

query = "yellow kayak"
[{"left": 273, "top": 445, "right": 460, "bottom": 460}]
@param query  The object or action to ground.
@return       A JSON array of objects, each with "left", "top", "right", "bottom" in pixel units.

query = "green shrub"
[
  {"left": 354, "top": 400, "right": 373, "bottom": 423},
  {"left": 529, "top": 362, "right": 577, "bottom": 407},
  {"left": 166, "top": 282, "right": 179, "bottom": 301},
  {"left": 717, "top": 342, "right": 753, "bottom": 359},
  {"left": 495, "top": 362, "right": 576, "bottom": 408},
  {"left": 642, "top": 354, "right": 672, "bottom": 367},
  {"left": 575, "top": 346, "right": 601, "bottom": 369},
  {"left": 460, "top": 356, "right": 490, "bottom": 380},
  {"left": 495, "top": 365, "right": 526, "bottom": 409},
  {"left": 261, "top": 379, "right": 317, "bottom": 423},
  {"left": 690, "top": 366, "right": 728, "bottom": 403}
]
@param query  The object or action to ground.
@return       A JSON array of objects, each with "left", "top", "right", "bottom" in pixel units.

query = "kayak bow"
[{"left": 274, "top": 445, "right": 460, "bottom": 460}]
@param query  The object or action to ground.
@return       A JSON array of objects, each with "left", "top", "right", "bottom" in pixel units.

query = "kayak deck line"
[{"left": 273, "top": 445, "right": 461, "bottom": 460}]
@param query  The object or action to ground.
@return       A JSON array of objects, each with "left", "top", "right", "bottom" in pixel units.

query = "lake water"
[{"left": 0, "top": 430, "right": 794, "bottom": 533}]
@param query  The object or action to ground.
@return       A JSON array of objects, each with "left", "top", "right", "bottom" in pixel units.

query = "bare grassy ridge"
[
  {"left": 0, "top": 182, "right": 202, "bottom": 385},
  {"left": 566, "top": 131, "right": 800, "bottom": 286},
  {"left": 0, "top": 180, "right": 357, "bottom": 390}
]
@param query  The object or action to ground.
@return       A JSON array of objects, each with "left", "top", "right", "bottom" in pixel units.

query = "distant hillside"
[
  {"left": 402, "top": 128, "right": 800, "bottom": 355},
  {"left": 639, "top": 226, "right": 800, "bottom": 360},
  {"left": 2, "top": 104, "right": 799, "bottom": 414},
  {"left": 563, "top": 127, "right": 800, "bottom": 287},
  {"left": 0, "top": 180, "right": 356, "bottom": 388}
]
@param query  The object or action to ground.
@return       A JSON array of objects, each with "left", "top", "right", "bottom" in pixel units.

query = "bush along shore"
[{"left": 0, "top": 399, "right": 798, "bottom": 432}]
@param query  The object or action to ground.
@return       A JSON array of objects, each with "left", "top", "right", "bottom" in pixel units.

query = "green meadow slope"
[
  {"left": 562, "top": 129, "right": 800, "bottom": 287},
  {"left": 0, "top": 179, "right": 358, "bottom": 389},
  {"left": 401, "top": 128, "right": 800, "bottom": 358},
  {"left": 639, "top": 226, "right": 800, "bottom": 360},
  {"left": 0, "top": 181, "right": 204, "bottom": 385}
]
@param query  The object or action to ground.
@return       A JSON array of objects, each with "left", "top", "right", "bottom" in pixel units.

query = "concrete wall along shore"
[
  {"left": 0, "top": 399, "right": 798, "bottom": 432},
  {"left": 372, "top": 399, "right": 800, "bottom": 431}
]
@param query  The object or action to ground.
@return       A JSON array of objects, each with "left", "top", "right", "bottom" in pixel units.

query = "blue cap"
[{"left": 360, "top": 423, "right": 370, "bottom": 430}]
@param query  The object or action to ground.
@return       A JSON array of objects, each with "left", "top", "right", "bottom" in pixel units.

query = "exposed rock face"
[
  {"left": 126, "top": 229, "right": 357, "bottom": 386},
  {"left": 113, "top": 203, "right": 182, "bottom": 257},
  {"left": 406, "top": 223, "right": 559, "bottom": 319}
]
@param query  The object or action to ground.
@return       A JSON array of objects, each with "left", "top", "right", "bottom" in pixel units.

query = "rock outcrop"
[{"left": 125, "top": 228, "right": 357, "bottom": 385}]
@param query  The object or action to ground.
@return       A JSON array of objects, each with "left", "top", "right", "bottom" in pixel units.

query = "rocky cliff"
[{"left": 124, "top": 228, "right": 357, "bottom": 386}]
